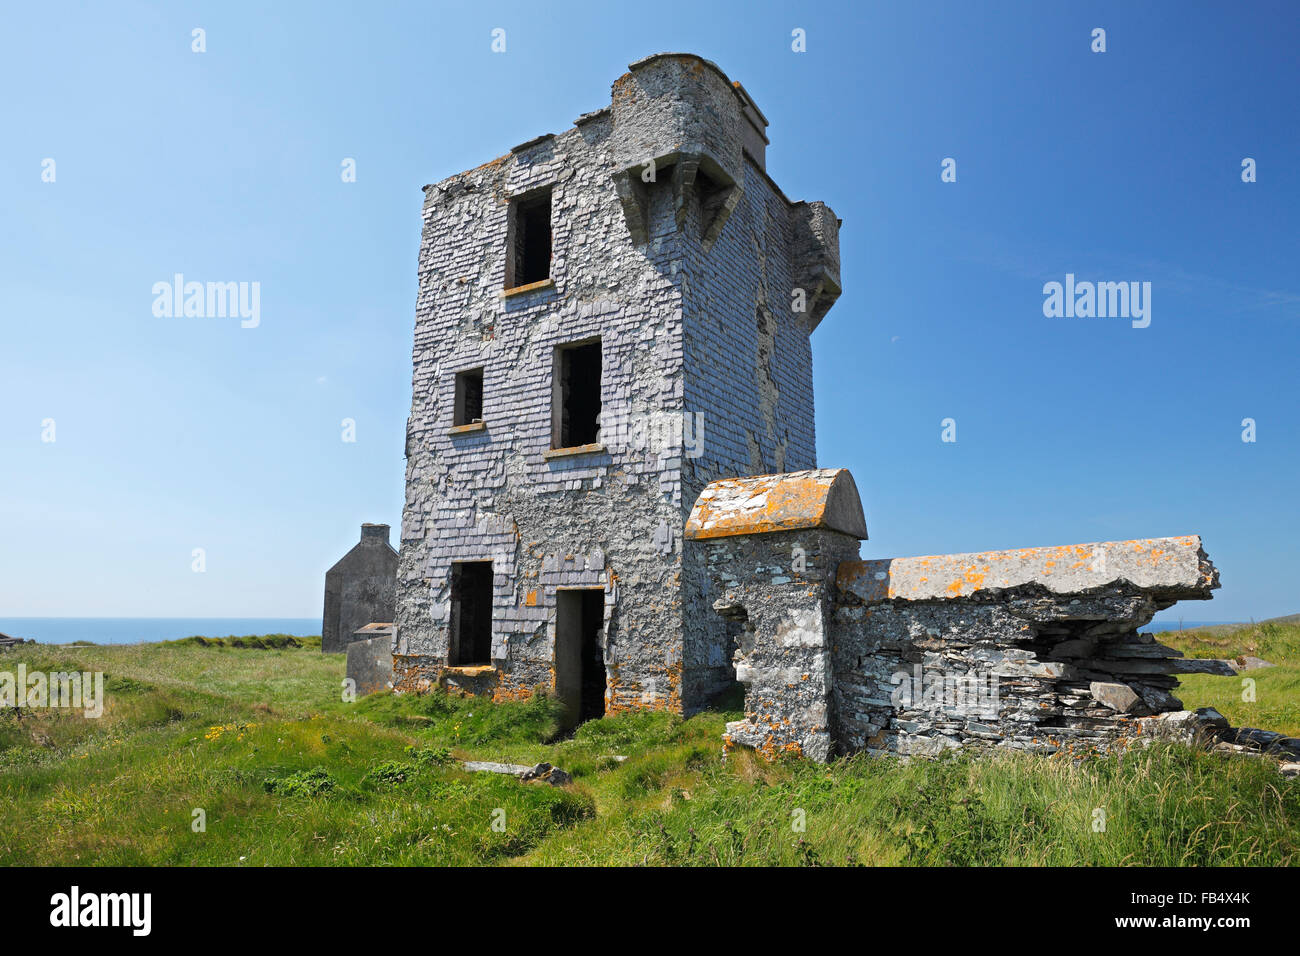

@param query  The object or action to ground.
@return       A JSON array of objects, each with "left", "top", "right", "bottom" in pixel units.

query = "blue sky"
[{"left": 1, "top": 1, "right": 1296, "bottom": 621}]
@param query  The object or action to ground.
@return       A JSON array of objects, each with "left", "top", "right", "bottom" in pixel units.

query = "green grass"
[
  {"left": 1, "top": 633, "right": 1298, "bottom": 866},
  {"left": 1157, "top": 616, "right": 1300, "bottom": 737}
]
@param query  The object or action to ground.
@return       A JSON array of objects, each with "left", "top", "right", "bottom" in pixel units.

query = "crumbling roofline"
[
  {"left": 416, "top": 53, "right": 841, "bottom": 228},
  {"left": 624, "top": 52, "right": 765, "bottom": 132}
]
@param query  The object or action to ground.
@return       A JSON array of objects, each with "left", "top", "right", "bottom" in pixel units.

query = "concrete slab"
[
  {"left": 345, "top": 632, "right": 393, "bottom": 696},
  {"left": 838, "top": 535, "right": 1217, "bottom": 603}
]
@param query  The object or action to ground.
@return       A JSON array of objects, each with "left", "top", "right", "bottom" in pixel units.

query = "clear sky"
[{"left": 2, "top": 1, "right": 1296, "bottom": 621}]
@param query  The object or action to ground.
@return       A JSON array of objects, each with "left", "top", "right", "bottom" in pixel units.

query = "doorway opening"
[
  {"left": 448, "top": 561, "right": 493, "bottom": 665},
  {"left": 554, "top": 588, "right": 607, "bottom": 726}
]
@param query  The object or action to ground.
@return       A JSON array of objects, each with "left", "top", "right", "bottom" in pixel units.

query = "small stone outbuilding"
[
  {"left": 322, "top": 524, "right": 398, "bottom": 654},
  {"left": 686, "top": 468, "right": 1222, "bottom": 761}
]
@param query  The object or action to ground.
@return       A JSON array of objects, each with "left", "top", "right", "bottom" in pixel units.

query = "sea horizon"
[
  {"left": 1147, "top": 619, "right": 1242, "bottom": 632},
  {"left": 0, "top": 617, "right": 320, "bottom": 645}
]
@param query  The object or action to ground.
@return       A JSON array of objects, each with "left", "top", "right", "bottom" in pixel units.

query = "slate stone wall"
[
  {"left": 831, "top": 585, "right": 1211, "bottom": 757},
  {"left": 694, "top": 528, "right": 1222, "bottom": 762},
  {"left": 396, "top": 54, "right": 840, "bottom": 713},
  {"left": 700, "top": 528, "right": 863, "bottom": 761}
]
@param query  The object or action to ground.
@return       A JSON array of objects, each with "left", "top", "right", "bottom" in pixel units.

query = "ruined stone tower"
[{"left": 394, "top": 53, "right": 842, "bottom": 719}]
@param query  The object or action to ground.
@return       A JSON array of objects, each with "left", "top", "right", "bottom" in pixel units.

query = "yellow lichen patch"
[
  {"left": 685, "top": 468, "right": 864, "bottom": 540},
  {"left": 443, "top": 664, "right": 495, "bottom": 678},
  {"left": 491, "top": 682, "right": 534, "bottom": 704},
  {"left": 687, "top": 472, "right": 833, "bottom": 538},
  {"left": 391, "top": 653, "right": 437, "bottom": 695},
  {"left": 754, "top": 734, "right": 804, "bottom": 762},
  {"left": 839, "top": 535, "right": 1209, "bottom": 603}
]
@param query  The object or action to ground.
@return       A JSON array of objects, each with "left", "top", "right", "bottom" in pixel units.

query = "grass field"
[
  {"left": 1157, "top": 615, "right": 1300, "bottom": 738},
  {"left": 1, "top": 624, "right": 1297, "bottom": 867}
]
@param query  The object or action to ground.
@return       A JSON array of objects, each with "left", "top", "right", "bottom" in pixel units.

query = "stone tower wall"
[{"left": 396, "top": 54, "right": 840, "bottom": 714}]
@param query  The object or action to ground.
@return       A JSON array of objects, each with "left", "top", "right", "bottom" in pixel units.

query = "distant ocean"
[
  {"left": 0, "top": 618, "right": 319, "bottom": 646},
  {"left": 1147, "top": 620, "right": 1240, "bottom": 632}
]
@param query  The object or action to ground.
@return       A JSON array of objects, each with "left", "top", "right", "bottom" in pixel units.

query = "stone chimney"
[
  {"left": 360, "top": 523, "right": 390, "bottom": 545},
  {"left": 730, "top": 81, "right": 769, "bottom": 170}
]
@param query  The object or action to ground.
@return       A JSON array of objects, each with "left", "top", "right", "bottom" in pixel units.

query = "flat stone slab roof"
[
  {"left": 685, "top": 468, "right": 868, "bottom": 540},
  {"left": 837, "top": 534, "right": 1218, "bottom": 603}
]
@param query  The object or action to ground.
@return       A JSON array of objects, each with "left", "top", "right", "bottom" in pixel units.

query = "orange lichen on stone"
[
  {"left": 491, "top": 682, "right": 534, "bottom": 704},
  {"left": 606, "top": 659, "right": 682, "bottom": 716},
  {"left": 467, "top": 152, "right": 509, "bottom": 175},
  {"left": 837, "top": 534, "right": 1215, "bottom": 603},
  {"left": 443, "top": 664, "right": 495, "bottom": 678},
  {"left": 391, "top": 653, "right": 439, "bottom": 695},
  {"left": 684, "top": 468, "right": 867, "bottom": 540},
  {"left": 610, "top": 72, "right": 638, "bottom": 108},
  {"left": 755, "top": 734, "right": 804, "bottom": 761}
]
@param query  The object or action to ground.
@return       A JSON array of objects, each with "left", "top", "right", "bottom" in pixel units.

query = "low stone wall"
[
  {"left": 832, "top": 574, "right": 1224, "bottom": 757},
  {"left": 831, "top": 537, "right": 1220, "bottom": 756},
  {"left": 345, "top": 634, "right": 395, "bottom": 697},
  {"left": 686, "top": 470, "right": 1224, "bottom": 762}
]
